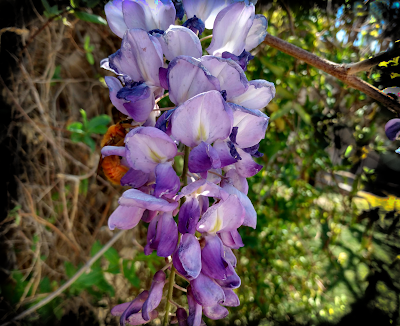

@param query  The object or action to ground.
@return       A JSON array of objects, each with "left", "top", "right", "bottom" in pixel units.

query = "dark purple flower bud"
[
  {"left": 178, "top": 197, "right": 201, "bottom": 234},
  {"left": 159, "top": 67, "right": 169, "bottom": 90},
  {"left": 187, "top": 286, "right": 202, "bottom": 326},
  {"left": 173, "top": 0, "right": 185, "bottom": 20},
  {"left": 222, "top": 49, "right": 254, "bottom": 71},
  {"left": 215, "top": 263, "right": 241, "bottom": 289},
  {"left": 222, "top": 288, "right": 240, "bottom": 307},
  {"left": 183, "top": 15, "right": 205, "bottom": 35},
  {"left": 191, "top": 272, "right": 225, "bottom": 307},
  {"left": 154, "top": 163, "right": 180, "bottom": 199},
  {"left": 110, "top": 290, "right": 149, "bottom": 326},
  {"left": 120, "top": 168, "right": 149, "bottom": 188},
  {"left": 227, "top": 141, "right": 242, "bottom": 160},
  {"left": 189, "top": 141, "right": 221, "bottom": 173},
  {"left": 202, "top": 304, "right": 229, "bottom": 320},
  {"left": 142, "top": 270, "right": 166, "bottom": 321},
  {"left": 155, "top": 109, "right": 175, "bottom": 135},
  {"left": 229, "top": 127, "right": 239, "bottom": 144},
  {"left": 242, "top": 143, "right": 263, "bottom": 157},
  {"left": 173, "top": 233, "right": 202, "bottom": 280},
  {"left": 201, "top": 235, "right": 230, "bottom": 280},
  {"left": 176, "top": 308, "right": 189, "bottom": 326},
  {"left": 385, "top": 118, "right": 400, "bottom": 141}
]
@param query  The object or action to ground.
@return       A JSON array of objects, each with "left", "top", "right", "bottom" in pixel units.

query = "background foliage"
[{"left": 0, "top": 0, "right": 399, "bottom": 325}]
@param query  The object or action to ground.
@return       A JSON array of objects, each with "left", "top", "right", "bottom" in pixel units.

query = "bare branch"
[{"left": 263, "top": 34, "right": 400, "bottom": 114}]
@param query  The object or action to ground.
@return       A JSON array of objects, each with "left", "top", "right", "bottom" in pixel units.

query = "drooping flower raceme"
[{"left": 102, "top": 0, "right": 275, "bottom": 325}]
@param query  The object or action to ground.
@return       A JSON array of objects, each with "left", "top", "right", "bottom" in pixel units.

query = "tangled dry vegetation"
[{"left": 1, "top": 13, "right": 161, "bottom": 325}]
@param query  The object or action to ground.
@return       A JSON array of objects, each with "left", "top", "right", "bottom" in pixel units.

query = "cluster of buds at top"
[{"left": 101, "top": 0, "right": 275, "bottom": 325}]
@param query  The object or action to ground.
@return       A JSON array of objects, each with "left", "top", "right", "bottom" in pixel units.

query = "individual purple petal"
[
  {"left": 157, "top": 212, "right": 179, "bottom": 257},
  {"left": 202, "top": 304, "right": 229, "bottom": 320},
  {"left": 141, "top": 210, "right": 158, "bottom": 223},
  {"left": 178, "top": 197, "right": 201, "bottom": 234},
  {"left": 111, "top": 302, "right": 131, "bottom": 317},
  {"left": 154, "top": 163, "right": 180, "bottom": 198},
  {"left": 171, "top": 90, "right": 233, "bottom": 147},
  {"left": 245, "top": 14, "right": 268, "bottom": 51},
  {"left": 176, "top": 308, "right": 188, "bottom": 326},
  {"left": 234, "top": 148, "right": 262, "bottom": 178},
  {"left": 109, "top": 29, "right": 163, "bottom": 87},
  {"left": 159, "top": 67, "right": 168, "bottom": 90},
  {"left": 385, "top": 118, "right": 400, "bottom": 140},
  {"left": 189, "top": 142, "right": 221, "bottom": 173},
  {"left": 230, "top": 80, "right": 275, "bottom": 110},
  {"left": 101, "top": 145, "right": 126, "bottom": 157},
  {"left": 215, "top": 263, "right": 241, "bottom": 288},
  {"left": 197, "top": 195, "right": 245, "bottom": 234},
  {"left": 167, "top": 56, "right": 220, "bottom": 105},
  {"left": 201, "top": 235, "right": 229, "bottom": 280},
  {"left": 182, "top": 15, "right": 205, "bottom": 35},
  {"left": 200, "top": 56, "right": 248, "bottom": 100},
  {"left": 190, "top": 272, "right": 225, "bottom": 307},
  {"left": 229, "top": 103, "right": 269, "bottom": 148},
  {"left": 144, "top": 214, "right": 160, "bottom": 255},
  {"left": 213, "top": 140, "right": 238, "bottom": 167},
  {"left": 120, "top": 168, "right": 149, "bottom": 188},
  {"left": 105, "top": 0, "right": 126, "bottom": 38},
  {"left": 142, "top": 270, "right": 166, "bottom": 321},
  {"left": 223, "top": 246, "right": 237, "bottom": 267},
  {"left": 108, "top": 205, "right": 145, "bottom": 230},
  {"left": 117, "top": 84, "right": 155, "bottom": 122},
  {"left": 182, "top": 0, "right": 231, "bottom": 29},
  {"left": 221, "top": 50, "right": 254, "bottom": 71},
  {"left": 155, "top": 109, "right": 175, "bottom": 135},
  {"left": 173, "top": 233, "right": 202, "bottom": 280},
  {"left": 112, "top": 290, "right": 149, "bottom": 326},
  {"left": 221, "top": 183, "right": 256, "bottom": 228},
  {"left": 157, "top": 25, "right": 202, "bottom": 61},
  {"left": 222, "top": 288, "right": 240, "bottom": 307},
  {"left": 219, "top": 229, "right": 244, "bottom": 249},
  {"left": 118, "top": 189, "right": 178, "bottom": 211},
  {"left": 127, "top": 310, "right": 158, "bottom": 325},
  {"left": 179, "top": 179, "right": 228, "bottom": 201},
  {"left": 122, "top": 0, "right": 176, "bottom": 32},
  {"left": 124, "top": 127, "right": 177, "bottom": 173},
  {"left": 198, "top": 195, "right": 210, "bottom": 214},
  {"left": 200, "top": 168, "right": 222, "bottom": 184},
  {"left": 105, "top": 76, "right": 129, "bottom": 116},
  {"left": 207, "top": 2, "right": 255, "bottom": 56},
  {"left": 187, "top": 286, "right": 202, "bottom": 326},
  {"left": 222, "top": 168, "right": 248, "bottom": 194}
]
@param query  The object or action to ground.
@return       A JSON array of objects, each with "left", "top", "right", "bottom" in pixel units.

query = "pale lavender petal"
[
  {"left": 187, "top": 286, "right": 202, "bottom": 326},
  {"left": 222, "top": 288, "right": 240, "bottom": 307},
  {"left": 201, "top": 235, "right": 229, "bottom": 280},
  {"left": 197, "top": 195, "right": 245, "bottom": 234},
  {"left": 127, "top": 311, "right": 158, "bottom": 325},
  {"left": 155, "top": 109, "right": 175, "bottom": 135},
  {"left": 178, "top": 197, "right": 201, "bottom": 234},
  {"left": 159, "top": 67, "right": 168, "bottom": 90},
  {"left": 215, "top": 263, "right": 241, "bottom": 288},
  {"left": 177, "top": 308, "right": 188, "bottom": 326},
  {"left": 154, "top": 163, "right": 180, "bottom": 198},
  {"left": 221, "top": 50, "right": 254, "bottom": 71},
  {"left": 173, "top": 233, "right": 201, "bottom": 280},
  {"left": 105, "top": 0, "right": 126, "bottom": 38},
  {"left": 108, "top": 205, "right": 145, "bottom": 230},
  {"left": 157, "top": 25, "right": 202, "bottom": 61},
  {"left": 213, "top": 140, "right": 238, "bottom": 167},
  {"left": 202, "top": 304, "right": 228, "bottom": 320},
  {"left": 182, "top": 0, "right": 231, "bottom": 29},
  {"left": 179, "top": 179, "right": 228, "bottom": 201},
  {"left": 119, "top": 189, "right": 178, "bottom": 211},
  {"left": 200, "top": 168, "right": 222, "bottom": 184},
  {"left": 222, "top": 168, "right": 248, "bottom": 194},
  {"left": 171, "top": 90, "right": 232, "bottom": 147},
  {"left": 157, "top": 212, "right": 179, "bottom": 257},
  {"left": 190, "top": 273, "right": 225, "bottom": 307},
  {"left": 142, "top": 270, "right": 166, "bottom": 321},
  {"left": 198, "top": 195, "right": 210, "bottom": 214},
  {"left": 120, "top": 168, "right": 149, "bottom": 188},
  {"left": 223, "top": 246, "right": 237, "bottom": 267},
  {"left": 221, "top": 183, "right": 256, "bottom": 228},
  {"left": 245, "top": 14, "right": 267, "bottom": 51},
  {"left": 101, "top": 145, "right": 126, "bottom": 157},
  {"left": 219, "top": 229, "right": 244, "bottom": 249},
  {"left": 111, "top": 302, "right": 131, "bottom": 317},
  {"left": 200, "top": 56, "right": 248, "bottom": 100},
  {"left": 109, "top": 29, "right": 163, "bottom": 86},
  {"left": 105, "top": 76, "right": 129, "bottom": 116},
  {"left": 143, "top": 107, "right": 160, "bottom": 127},
  {"left": 230, "top": 80, "right": 275, "bottom": 110},
  {"left": 385, "top": 118, "right": 400, "bottom": 140},
  {"left": 117, "top": 84, "right": 155, "bottom": 122},
  {"left": 230, "top": 103, "right": 269, "bottom": 148},
  {"left": 189, "top": 142, "right": 221, "bottom": 173},
  {"left": 125, "top": 127, "right": 177, "bottom": 173},
  {"left": 207, "top": 2, "right": 255, "bottom": 56},
  {"left": 113, "top": 290, "right": 149, "bottom": 326},
  {"left": 234, "top": 148, "right": 262, "bottom": 178},
  {"left": 167, "top": 56, "right": 220, "bottom": 106}
]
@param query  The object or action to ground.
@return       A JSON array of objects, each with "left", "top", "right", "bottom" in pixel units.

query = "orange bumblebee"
[{"left": 99, "top": 119, "right": 133, "bottom": 185}]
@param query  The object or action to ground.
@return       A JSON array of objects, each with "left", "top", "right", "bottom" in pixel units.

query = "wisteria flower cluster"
[{"left": 101, "top": 0, "right": 275, "bottom": 324}]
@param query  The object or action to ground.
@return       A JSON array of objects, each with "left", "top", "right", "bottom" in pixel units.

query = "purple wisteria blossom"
[{"left": 101, "top": 0, "right": 274, "bottom": 324}]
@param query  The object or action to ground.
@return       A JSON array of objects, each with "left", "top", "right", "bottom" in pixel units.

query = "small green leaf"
[
  {"left": 74, "top": 11, "right": 107, "bottom": 25},
  {"left": 80, "top": 109, "right": 88, "bottom": 129},
  {"left": 293, "top": 103, "right": 311, "bottom": 125},
  {"left": 66, "top": 122, "right": 84, "bottom": 133},
  {"left": 344, "top": 145, "right": 353, "bottom": 158},
  {"left": 87, "top": 115, "right": 111, "bottom": 132},
  {"left": 83, "top": 134, "right": 96, "bottom": 152},
  {"left": 270, "top": 102, "right": 292, "bottom": 121},
  {"left": 84, "top": 35, "right": 90, "bottom": 51},
  {"left": 70, "top": 133, "right": 83, "bottom": 143},
  {"left": 86, "top": 52, "right": 95, "bottom": 65},
  {"left": 123, "top": 260, "right": 140, "bottom": 288}
]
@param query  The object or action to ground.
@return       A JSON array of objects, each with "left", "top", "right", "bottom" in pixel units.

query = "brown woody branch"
[{"left": 263, "top": 34, "right": 400, "bottom": 114}]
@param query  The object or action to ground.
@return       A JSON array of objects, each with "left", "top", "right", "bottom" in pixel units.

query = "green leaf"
[
  {"left": 293, "top": 103, "right": 311, "bottom": 125},
  {"left": 123, "top": 260, "right": 140, "bottom": 288},
  {"left": 70, "top": 0, "right": 80, "bottom": 8},
  {"left": 79, "top": 109, "right": 88, "bottom": 129},
  {"left": 86, "top": 52, "right": 95, "bottom": 65},
  {"left": 270, "top": 102, "right": 292, "bottom": 121},
  {"left": 64, "top": 261, "right": 77, "bottom": 278},
  {"left": 87, "top": 115, "right": 111, "bottom": 133},
  {"left": 70, "top": 133, "right": 83, "bottom": 143},
  {"left": 276, "top": 86, "right": 296, "bottom": 100},
  {"left": 90, "top": 240, "right": 103, "bottom": 269},
  {"left": 83, "top": 134, "right": 96, "bottom": 152},
  {"left": 104, "top": 247, "right": 120, "bottom": 274},
  {"left": 344, "top": 145, "right": 353, "bottom": 158},
  {"left": 74, "top": 11, "right": 107, "bottom": 25},
  {"left": 84, "top": 35, "right": 90, "bottom": 51},
  {"left": 83, "top": 0, "right": 101, "bottom": 8},
  {"left": 66, "top": 122, "right": 84, "bottom": 133}
]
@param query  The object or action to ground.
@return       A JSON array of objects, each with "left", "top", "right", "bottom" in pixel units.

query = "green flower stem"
[{"left": 163, "top": 146, "right": 190, "bottom": 326}]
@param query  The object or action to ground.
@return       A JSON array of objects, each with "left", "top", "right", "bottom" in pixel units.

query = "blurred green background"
[{"left": 0, "top": 0, "right": 399, "bottom": 325}]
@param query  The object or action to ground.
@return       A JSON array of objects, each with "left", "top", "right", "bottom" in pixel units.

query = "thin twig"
[
  {"left": 155, "top": 92, "right": 169, "bottom": 103},
  {"left": 0, "top": 230, "right": 126, "bottom": 326},
  {"left": 173, "top": 284, "right": 187, "bottom": 292},
  {"left": 263, "top": 34, "right": 400, "bottom": 114},
  {"left": 199, "top": 35, "right": 213, "bottom": 42}
]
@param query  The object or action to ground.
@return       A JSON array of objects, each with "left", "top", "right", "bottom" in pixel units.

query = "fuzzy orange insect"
[{"left": 99, "top": 120, "right": 133, "bottom": 185}]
